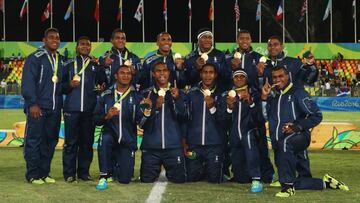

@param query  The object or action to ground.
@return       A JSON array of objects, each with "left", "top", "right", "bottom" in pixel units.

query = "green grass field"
[{"left": 0, "top": 109, "right": 359, "bottom": 202}]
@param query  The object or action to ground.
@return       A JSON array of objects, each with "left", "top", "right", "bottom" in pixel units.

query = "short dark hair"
[
  {"left": 111, "top": 28, "right": 126, "bottom": 40},
  {"left": 237, "top": 29, "right": 251, "bottom": 38},
  {"left": 152, "top": 61, "right": 167, "bottom": 72},
  {"left": 76, "top": 36, "right": 91, "bottom": 47},
  {"left": 271, "top": 65, "right": 289, "bottom": 74},
  {"left": 44, "top": 28, "right": 59, "bottom": 38},
  {"left": 201, "top": 63, "right": 217, "bottom": 73},
  {"left": 115, "top": 65, "right": 131, "bottom": 74},
  {"left": 156, "top": 32, "right": 171, "bottom": 41},
  {"left": 268, "top": 35, "right": 283, "bottom": 45}
]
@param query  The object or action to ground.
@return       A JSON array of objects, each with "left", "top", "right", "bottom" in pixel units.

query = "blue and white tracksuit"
[
  {"left": 21, "top": 48, "right": 64, "bottom": 181},
  {"left": 99, "top": 47, "right": 142, "bottom": 88},
  {"left": 226, "top": 48, "right": 275, "bottom": 182},
  {"left": 218, "top": 88, "right": 263, "bottom": 183},
  {"left": 62, "top": 55, "right": 106, "bottom": 179},
  {"left": 185, "top": 85, "right": 225, "bottom": 183},
  {"left": 93, "top": 85, "right": 145, "bottom": 183},
  {"left": 139, "top": 86, "right": 187, "bottom": 183},
  {"left": 264, "top": 83, "right": 324, "bottom": 190},
  {"left": 261, "top": 53, "right": 318, "bottom": 88},
  {"left": 184, "top": 48, "right": 232, "bottom": 92},
  {"left": 139, "top": 50, "right": 186, "bottom": 91}
]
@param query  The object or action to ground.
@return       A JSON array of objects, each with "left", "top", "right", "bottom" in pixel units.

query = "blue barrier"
[
  {"left": 312, "top": 97, "right": 360, "bottom": 111},
  {"left": 1, "top": 95, "right": 359, "bottom": 111},
  {"left": 0, "top": 95, "right": 24, "bottom": 109}
]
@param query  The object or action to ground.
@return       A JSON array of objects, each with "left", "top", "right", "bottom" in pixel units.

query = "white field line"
[{"left": 146, "top": 171, "right": 168, "bottom": 203}]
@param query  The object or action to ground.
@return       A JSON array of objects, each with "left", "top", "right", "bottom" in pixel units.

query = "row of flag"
[{"left": 13, "top": 0, "right": 357, "bottom": 23}]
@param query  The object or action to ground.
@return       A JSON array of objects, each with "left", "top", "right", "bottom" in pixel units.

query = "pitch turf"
[
  {"left": 0, "top": 110, "right": 359, "bottom": 202},
  {"left": 0, "top": 148, "right": 359, "bottom": 202}
]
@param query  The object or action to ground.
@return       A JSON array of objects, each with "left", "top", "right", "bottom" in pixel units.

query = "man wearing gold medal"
[
  {"left": 139, "top": 61, "right": 187, "bottom": 183},
  {"left": 21, "top": 28, "right": 63, "bottom": 185},
  {"left": 62, "top": 36, "right": 107, "bottom": 183},
  {"left": 139, "top": 32, "right": 186, "bottom": 91},
  {"left": 94, "top": 65, "right": 149, "bottom": 190},
  {"left": 184, "top": 28, "right": 231, "bottom": 92},
  {"left": 185, "top": 63, "right": 225, "bottom": 183},
  {"left": 218, "top": 70, "right": 263, "bottom": 192},
  {"left": 99, "top": 29, "right": 141, "bottom": 88}
]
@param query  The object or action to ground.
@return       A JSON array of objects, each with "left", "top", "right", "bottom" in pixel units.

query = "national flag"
[
  {"left": 163, "top": 0, "right": 167, "bottom": 21},
  {"left": 41, "top": 1, "right": 51, "bottom": 22},
  {"left": 299, "top": 0, "right": 307, "bottom": 22},
  {"left": 234, "top": 0, "right": 240, "bottom": 21},
  {"left": 0, "top": 0, "right": 4, "bottom": 12},
  {"left": 134, "top": 0, "right": 143, "bottom": 22},
  {"left": 94, "top": 0, "right": 100, "bottom": 22},
  {"left": 353, "top": 0, "right": 356, "bottom": 19},
  {"left": 322, "top": 0, "right": 332, "bottom": 21},
  {"left": 116, "top": 0, "right": 122, "bottom": 22},
  {"left": 275, "top": 3, "right": 283, "bottom": 22},
  {"left": 64, "top": 0, "right": 74, "bottom": 21},
  {"left": 188, "top": 0, "right": 192, "bottom": 19},
  {"left": 256, "top": 1, "right": 261, "bottom": 21},
  {"left": 208, "top": 0, "right": 214, "bottom": 21},
  {"left": 19, "top": 0, "right": 28, "bottom": 19}
]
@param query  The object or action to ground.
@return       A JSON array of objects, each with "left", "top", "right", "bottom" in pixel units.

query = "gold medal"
[
  {"left": 201, "top": 53, "right": 208, "bottom": 62},
  {"left": 114, "top": 102, "right": 121, "bottom": 110},
  {"left": 73, "top": 74, "right": 81, "bottom": 82},
  {"left": 158, "top": 89, "right": 166, "bottom": 97},
  {"left": 203, "top": 89, "right": 211, "bottom": 97},
  {"left": 228, "top": 90, "right": 236, "bottom": 98},
  {"left": 234, "top": 52, "right": 241, "bottom": 59},
  {"left": 52, "top": 76, "right": 58, "bottom": 83}
]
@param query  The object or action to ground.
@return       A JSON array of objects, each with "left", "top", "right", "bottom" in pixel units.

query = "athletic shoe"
[
  {"left": 42, "top": 176, "right": 56, "bottom": 183},
  {"left": 323, "top": 174, "right": 349, "bottom": 191},
  {"left": 107, "top": 177, "right": 113, "bottom": 182},
  {"left": 65, "top": 177, "right": 77, "bottom": 183},
  {"left": 270, "top": 180, "right": 281, "bottom": 187},
  {"left": 29, "top": 178, "right": 45, "bottom": 185},
  {"left": 275, "top": 187, "right": 295, "bottom": 198},
  {"left": 250, "top": 180, "right": 263, "bottom": 193},
  {"left": 96, "top": 178, "right": 108, "bottom": 190}
]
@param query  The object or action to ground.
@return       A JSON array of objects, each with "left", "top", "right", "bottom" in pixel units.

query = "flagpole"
[
  {"left": 27, "top": 0, "right": 29, "bottom": 42},
  {"left": 165, "top": 0, "right": 167, "bottom": 32},
  {"left": 188, "top": 1, "right": 192, "bottom": 43},
  {"left": 282, "top": 0, "right": 285, "bottom": 43},
  {"left": 3, "top": 0, "right": 5, "bottom": 41},
  {"left": 306, "top": 0, "right": 309, "bottom": 43},
  {"left": 259, "top": 0, "right": 262, "bottom": 43},
  {"left": 235, "top": 21, "right": 238, "bottom": 42},
  {"left": 355, "top": 0, "right": 357, "bottom": 43},
  {"left": 330, "top": 0, "right": 333, "bottom": 43},
  {"left": 97, "top": 0, "right": 99, "bottom": 42},
  {"left": 120, "top": 0, "right": 122, "bottom": 30},
  {"left": 50, "top": 0, "right": 53, "bottom": 27},
  {"left": 212, "top": 0, "right": 214, "bottom": 38},
  {"left": 142, "top": 0, "right": 145, "bottom": 42},
  {"left": 73, "top": 0, "right": 75, "bottom": 42}
]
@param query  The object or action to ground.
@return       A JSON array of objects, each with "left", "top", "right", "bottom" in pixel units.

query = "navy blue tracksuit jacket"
[
  {"left": 184, "top": 48, "right": 231, "bottom": 91},
  {"left": 21, "top": 48, "right": 64, "bottom": 181},
  {"left": 264, "top": 83, "right": 323, "bottom": 189}
]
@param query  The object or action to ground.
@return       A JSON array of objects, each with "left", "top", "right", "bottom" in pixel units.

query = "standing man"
[
  {"left": 184, "top": 28, "right": 231, "bottom": 92},
  {"left": 261, "top": 65, "right": 349, "bottom": 197},
  {"left": 22, "top": 28, "right": 63, "bottom": 184},
  {"left": 99, "top": 29, "right": 141, "bottom": 88},
  {"left": 62, "top": 36, "right": 106, "bottom": 183},
  {"left": 226, "top": 30, "right": 274, "bottom": 183},
  {"left": 258, "top": 36, "right": 318, "bottom": 88},
  {"left": 139, "top": 32, "right": 186, "bottom": 91},
  {"left": 94, "top": 65, "right": 148, "bottom": 189},
  {"left": 185, "top": 63, "right": 224, "bottom": 183},
  {"left": 139, "top": 61, "right": 187, "bottom": 183}
]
